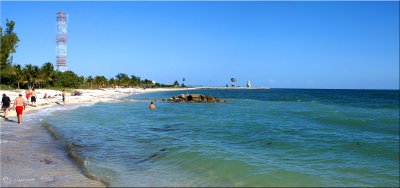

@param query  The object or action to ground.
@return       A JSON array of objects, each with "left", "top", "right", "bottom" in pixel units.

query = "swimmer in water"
[{"left": 149, "top": 101, "right": 156, "bottom": 110}]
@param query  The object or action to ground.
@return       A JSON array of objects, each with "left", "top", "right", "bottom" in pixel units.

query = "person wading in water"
[{"left": 149, "top": 101, "right": 156, "bottom": 110}]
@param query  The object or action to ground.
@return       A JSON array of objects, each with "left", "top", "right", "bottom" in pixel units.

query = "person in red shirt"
[{"left": 25, "top": 89, "right": 31, "bottom": 105}]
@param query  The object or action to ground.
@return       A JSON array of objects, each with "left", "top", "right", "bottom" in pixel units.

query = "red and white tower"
[{"left": 56, "top": 12, "right": 68, "bottom": 72}]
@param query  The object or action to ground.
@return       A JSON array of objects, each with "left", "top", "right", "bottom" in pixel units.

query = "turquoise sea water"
[{"left": 43, "top": 89, "right": 399, "bottom": 186}]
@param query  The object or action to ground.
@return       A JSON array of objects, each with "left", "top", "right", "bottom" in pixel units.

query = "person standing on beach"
[
  {"left": 25, "top": 89, "right": 31, "bottom": 105},
  {"left": 62, "top": 89, "right": 66, "bottom": 105},
  {"left": 31, "top": 88, "right": 37, "bottom": 106},
  {"left": 14, "top": 94, "right": 26, "bottom": 124},
  {"left": 1, "top": 94, "right": 11, "bottom": 119},
  {"left": 149, "top": 101, "right": 156, "bottom": 110}
]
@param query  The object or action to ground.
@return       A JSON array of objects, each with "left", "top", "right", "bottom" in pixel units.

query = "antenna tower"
[{"left": 56, "top": 12, "right": 68, "bottom": 72}]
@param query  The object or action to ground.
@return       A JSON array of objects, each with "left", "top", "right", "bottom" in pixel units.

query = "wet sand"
[{"left": 1, "top": 118, "right": 105, "bottom": 187}]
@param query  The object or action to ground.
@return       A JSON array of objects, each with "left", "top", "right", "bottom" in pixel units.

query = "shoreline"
[
  {"left": 0, "top": 87, "right": 192, "bottom": 187},
  {"left": 0, "top": 87, "right": 194, "bottom": 120}
]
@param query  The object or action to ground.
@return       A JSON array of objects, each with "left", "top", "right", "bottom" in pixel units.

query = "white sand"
[{"left": 0, "top": 87, "right": 193, "bottom": 187}]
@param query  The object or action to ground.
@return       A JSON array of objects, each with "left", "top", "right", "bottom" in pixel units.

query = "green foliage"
[
  {"left": 2, "top": 58, "right": 175, "bottom": 90},
  {"left": 1, "top": 19, "right": 20, "bottom": 84},
  {"left": 94, "top": 75, "right": 108, "bottom": 88},
  {"left": 115, "top": 73, "right": 130, "bottom": 87},
  {"left": 54, "top": 71, "right": 83, "bottom": 88},
  {"left": 22, "top": 64, "right": 35, "bottom": 88},
  {"left": 173, "top": 80, "right": 179, "bottom": 87},
  {"left": 41, "top": 62, "right": 56, "bottom": 87},
  {"left": 108, "top": 77, "right": 116, "bottom": 87},
  {"left": 130, "top": 75, "right": 141, "bottom": 86},
  {"left": 107, "top": 73, "right": 157, "bottom": 88},
  {"left": 85, "top": 76, "right": 94, "bottom": 89},
  {"left": 11, "top": 64, "right": 24, "bottom": 89},
  {"left": 0, "top": 84, "right": 14, "bottom": 90}
]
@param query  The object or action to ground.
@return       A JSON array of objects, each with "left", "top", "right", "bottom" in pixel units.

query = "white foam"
[{"left": 24, "top": 103, "right": 95, "bottom": 122}]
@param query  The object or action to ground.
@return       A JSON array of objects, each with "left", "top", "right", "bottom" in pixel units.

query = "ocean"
[{"left": 41, "top": 89, "right": 399, "bottom": 186}]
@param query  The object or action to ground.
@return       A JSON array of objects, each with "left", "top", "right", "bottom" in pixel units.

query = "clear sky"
[{"left": 1, "top": 1, "right": 399, "bottom": 89}]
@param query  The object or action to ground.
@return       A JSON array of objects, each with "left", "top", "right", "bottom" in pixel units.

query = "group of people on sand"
[
  {"left": 25, "top": 88, "right": 37, "bottom": 106},
  {"left": 2, "top": 88, "right": 155, "bottom": 124},
  {"left": 1, "top": 93, "right": 27, "bottom": 125},
  {"left": 1, "top": 89, "right": 67, "bottom": 125}
]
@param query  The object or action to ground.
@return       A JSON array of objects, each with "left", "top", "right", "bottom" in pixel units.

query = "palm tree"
[
  {"left": 32, "top": 65, "right": 41, "bottom": 88},
  {"left": 230, "top": 78, "right": 237, "bottom": 87},
  {"left": 86, "top": 76, "right": 93, "bottom": 89},
  {"left": 23, "top": 64, "right": 34, "bottom": 89},
  {"left": 173, "top": 80, "right": 179, "bottom": 87},
  {"left": 12, "top": 64, "right": 25, "bottom": 89},
  {"left": 41, "top": 62, "right": 55, "bottom": 87},
  {"left": 94, "top": 76, "right": 107, "bottom": 88},
  {"left": 109, "top": 77, "right": 116, "bottom": 88},
  {"left": 130, "top": 75, "right": 141, "bottom": 87},
  {"left": 115, "top": 73, "right": 130, "bottom": 87}
]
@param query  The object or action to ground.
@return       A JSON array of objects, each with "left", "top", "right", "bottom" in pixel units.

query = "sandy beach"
[
  {"left": 1, "top": 87, "right": 193, "bottom": 120},
  {"left": 0, "top": 87, "right": 192, "bottom": 187}
]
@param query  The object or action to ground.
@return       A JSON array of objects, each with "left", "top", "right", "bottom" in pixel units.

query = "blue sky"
[{"left": 1, "top": 1, "right": 399, "bottom": 89}]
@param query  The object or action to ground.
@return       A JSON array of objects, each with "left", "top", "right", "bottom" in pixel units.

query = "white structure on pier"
[{"left": 247, "top": 81, "right": 251, "bottom": 88}]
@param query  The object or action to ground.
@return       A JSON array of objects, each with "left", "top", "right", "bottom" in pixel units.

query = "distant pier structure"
[{"left": 56, "top": 12, "right": 68, "bottom": 72}]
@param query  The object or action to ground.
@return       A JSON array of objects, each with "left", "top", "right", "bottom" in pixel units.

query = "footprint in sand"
[{"left": 40, "top": 159, "right": 54, "bottom": 164}]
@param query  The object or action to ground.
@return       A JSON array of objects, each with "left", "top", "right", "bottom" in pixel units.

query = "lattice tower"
[{"left": 56, "top": 12, "right": 68, "bottom": 72}]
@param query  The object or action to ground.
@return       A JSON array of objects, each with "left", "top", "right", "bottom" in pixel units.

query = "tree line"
[{"left": 1, "top": 19, "right": 181, "bottom": 89}]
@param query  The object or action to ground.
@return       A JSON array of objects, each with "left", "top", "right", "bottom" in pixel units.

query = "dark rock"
[
  {"left": 72, "top": 90, "right": 83, "bottom": 96},
  {"left": 167, "top": 94, "right": 226, "bottom": 103},
  {"left": 217, "top": 99, "right": 225, "bottom": 103}
]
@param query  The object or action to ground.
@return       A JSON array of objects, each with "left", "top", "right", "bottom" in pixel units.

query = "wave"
[
  {"left": 42, "top": 122, "right": 110, "bottom": 186},
  {"left": 24, "top": 103, "right": 96, "bottom": 122}
]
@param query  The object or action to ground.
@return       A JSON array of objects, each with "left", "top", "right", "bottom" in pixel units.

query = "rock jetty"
[{"left": 167, "top": 94, "right": 226, "bottom": 103}]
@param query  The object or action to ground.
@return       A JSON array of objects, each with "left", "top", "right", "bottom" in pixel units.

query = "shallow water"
[
  {"left": 0, "top": 103, "right": 104, "bottom": 187},
  {"left": 43, "top": 89, "right": 399, "bottom": 186}
]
